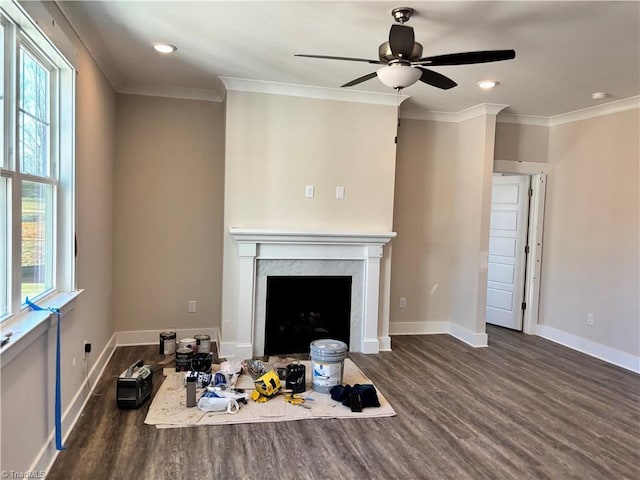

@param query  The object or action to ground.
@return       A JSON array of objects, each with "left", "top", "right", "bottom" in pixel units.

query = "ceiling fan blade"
[
  {"left": 417, "top": 67, "right": 457, "bottom": 90},
  {"left": 416, "top": 49, "right": 516, "bottom": 66},
  {"left": 295, "top": 54, "right": 383, "bottom": 64},
  {"left": 389, "top": 24, "right": 415, "bottom": 58},
  {"left": 341, "top": 72, "right": 378, "bottom": 88}
]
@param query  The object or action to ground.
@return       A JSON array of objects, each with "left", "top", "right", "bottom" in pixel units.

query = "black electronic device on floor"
[{"left": 116, "top": 360, "right": 153, "bottom": 409}]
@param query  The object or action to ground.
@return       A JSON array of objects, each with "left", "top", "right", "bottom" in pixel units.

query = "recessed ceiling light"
[
  {"left": 153, "top": 43, "right": 177, "bottom": 54},
  {"left": 591, "top": 92, "right": 608, "bottom": 100},
  {"left": 477, "top": 80, "right": 498, "bottom": 90}
]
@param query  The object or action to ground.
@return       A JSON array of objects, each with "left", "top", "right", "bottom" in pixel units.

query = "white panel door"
[{"left": 486, "top": 175, "right": 531, "bottom": 330}]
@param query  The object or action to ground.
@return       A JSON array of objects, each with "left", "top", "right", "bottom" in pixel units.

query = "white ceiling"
[{"left": 56, "top": 1, "right": 640, "bottom": 118}]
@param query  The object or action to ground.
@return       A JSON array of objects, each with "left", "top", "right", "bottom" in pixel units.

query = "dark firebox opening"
[{"left": 264, "top": 276, "right": 351, "bottom": 355}]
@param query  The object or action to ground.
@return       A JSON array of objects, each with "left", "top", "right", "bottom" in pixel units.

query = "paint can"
[
  {"left": 178, "top": 338, "right": 197, "bottom": 352},
  {"left": 310, "top": 339, "right": 348, "bottom": 394},
  {"left": 159, "top": 331, "right": 176, "bottom": 355},
  {"left": 285, "top": 362, "right": 306, "bottom": 394},
  {"left": 190, "top": 352, "right": 213, "bottom": 373},
  {"left": 175, "top": 348, "right": 193, "bottom": 372},
  {"left": 194, "top": 334, "right": 211, "bottom": 354}
]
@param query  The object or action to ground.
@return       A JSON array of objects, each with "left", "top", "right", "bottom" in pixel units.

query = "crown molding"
[
  {"left": 457, "top": 103, "right": 509, "bottom": 122},
  {"left": 219, "top": 77, "right": 409, "bottom": 107},
  {"left": 497, "top": 113, "right": 550, "bottom": 127},
  {"left": 401, "top": 103, "right": 508, "bottom": 123},
  {"left": 497, "top": 96, "right": 639, "bottom": 127},
  {"left": 403, "top": 96, "right": 639, "bottom": 126},
  {"left": 547, "top": 95, "right": 640, "bottom": 126}
]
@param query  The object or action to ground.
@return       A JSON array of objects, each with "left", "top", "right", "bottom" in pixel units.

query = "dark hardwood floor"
[{"left": 48, "top": 326, "right": 640, "bottom": 479}]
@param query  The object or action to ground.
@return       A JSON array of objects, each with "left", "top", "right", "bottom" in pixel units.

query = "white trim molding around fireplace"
[{"left": 226, "top": 228, "right": 396, "bottom": 358}]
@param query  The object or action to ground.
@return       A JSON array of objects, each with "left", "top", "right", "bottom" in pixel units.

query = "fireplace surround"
[{"left": 226, "top": 229, "right": 396, "bottom": 357}]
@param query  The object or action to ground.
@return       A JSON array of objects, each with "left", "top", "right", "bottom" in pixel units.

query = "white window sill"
[{"left": 0, "top": 289, "right": 84, "bottom": 368}]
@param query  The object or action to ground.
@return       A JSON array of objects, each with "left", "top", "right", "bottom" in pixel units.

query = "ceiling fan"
[{"left": 295, "top": 7, "right": 515, "bottom": 91}]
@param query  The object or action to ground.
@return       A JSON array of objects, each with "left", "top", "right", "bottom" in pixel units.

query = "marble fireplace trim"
[
  {"left": 229, "top": 229, "right": 396, "bottom": 358},
  {"left": 254, "top": 259, "right": 363, "bottom": 356}
]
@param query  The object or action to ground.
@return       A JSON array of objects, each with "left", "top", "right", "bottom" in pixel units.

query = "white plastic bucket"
[{"left": 310, "top": 339, "right": 348, "bottom": 394}]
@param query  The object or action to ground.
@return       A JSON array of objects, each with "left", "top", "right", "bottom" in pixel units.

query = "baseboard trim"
[
  {"left": 378, "top": 335, "right": 392, "bottom": 351},
  {"left": 537, "top": 324, "right": 640, "bottom": 374},
  {"left": 35, "top": 332, "right": 117, "bottom": 474},
  {"left": 448, "top": 323, "right": 488, "bottom": 347},
  {"left": 114, "top": 327, "right": 219, "bottom": 348},
  {"left": 389, "top": 321, "right": 488, "bottom": 347},
  {"left": 389, "top": 321, "right": 449, "bottom": 335},
  {"left": 218, "top": 341, "right": 236, "bottom": 359}
]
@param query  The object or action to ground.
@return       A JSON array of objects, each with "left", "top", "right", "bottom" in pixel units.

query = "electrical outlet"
[
  {"left": 188, "top": 300, "right": 197, "bottom": 313},
  {"left": 586, "top": 313, "right": 594, "bottom": 326},
  {"left": 399, "top": 297, "right": 407, "bottom": 309}
]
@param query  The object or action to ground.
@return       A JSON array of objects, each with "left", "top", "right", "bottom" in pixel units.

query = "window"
[{"left": 0, "top": 2, "right": 75, "bottom": 323}]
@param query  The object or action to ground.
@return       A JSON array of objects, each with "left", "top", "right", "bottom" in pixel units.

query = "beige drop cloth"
[{"left": 144, "top": 359, "right": 396, "bottom": 428}]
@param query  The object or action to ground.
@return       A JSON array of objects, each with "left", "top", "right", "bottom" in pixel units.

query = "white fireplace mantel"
[
  {"left": 227, "top": 228, "right": 396, "bottom": 358},
  {"left": 230, "top": 229, "right": 397, "bottom": 245}
]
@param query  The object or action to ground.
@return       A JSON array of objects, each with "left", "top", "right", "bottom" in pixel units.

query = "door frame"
[{"left": 493, "top": 160, "right": 549, "bottom": 335}]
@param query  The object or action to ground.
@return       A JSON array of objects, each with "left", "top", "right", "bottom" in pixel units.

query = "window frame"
[{"left": 0, "top": 0, "right": 75, "bottom": 330}]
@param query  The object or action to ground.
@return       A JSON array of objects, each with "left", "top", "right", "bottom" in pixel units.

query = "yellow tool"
[
  {"left": 254, "top": 370, "right": 281, "bottom": 397},
  {"left": 250, "top": 390, "right": 268, "bottom": 403},
  {"left": 284, "top": 394, "right": 311, "bottom": 409}
]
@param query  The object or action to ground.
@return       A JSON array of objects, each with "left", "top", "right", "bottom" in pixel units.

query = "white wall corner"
[
  {"left": 362, "top": 338, "right": 381, "bottom": 354},
  {"left": 448, "top": 322, "right": 489, "bottom": 348},
  {"left": 378, "top": 335, "right": 392, "bottom": 351},
  {"left": 218, "top": 342, "right": 237, "bottom": 359}
]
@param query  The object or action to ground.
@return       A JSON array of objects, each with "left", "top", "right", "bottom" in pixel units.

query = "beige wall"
[
  {"left": 541, "top": 108, "right": 639, "bottom": 356},
  {"left": 224, "top": 91, "right": 397, "bottom": 231},
  {"left": 391, "top": 112, "right": 499, "bottom": 342},
  {"left": 113, "top": 95, "right": 225, "bottom": 332},
  {"left": 449, "top": 114, "right": 498, "bottom": 337},
  {"left": 391, "top": 118, "right": 457, "bottom": 326},
  {"left": 221, "top": 91, "right": 398, "bottom": 345},
  {"left": 2, "top": 1, "right": 116, "bottom": 471},
  {"left": 393, "top": 108, "right": 639, "bottom": 359},
  {"left": 495, "top": 121, "right": 549, "bottom": 163}
]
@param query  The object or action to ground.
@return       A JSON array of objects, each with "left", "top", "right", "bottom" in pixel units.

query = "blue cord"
[{"left": 26, "top": 297, "right": 66, "bottom": 451}]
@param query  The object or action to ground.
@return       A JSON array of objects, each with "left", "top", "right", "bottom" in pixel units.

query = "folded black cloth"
[{"left": 329, "top": 384, "right": 381, "bottom": 411}]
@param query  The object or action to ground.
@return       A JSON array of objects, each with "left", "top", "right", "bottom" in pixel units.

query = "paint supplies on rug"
[
  {"left": 251, "top": 369, "right": 282, "bottom": 402},
  {"left": 218, "top": 360, "right": 244, "bottom": 387},
  {"left": 198, "top": 391, "right": 240, "bottom": 414}
]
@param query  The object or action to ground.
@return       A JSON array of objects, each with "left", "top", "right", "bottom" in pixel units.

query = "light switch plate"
[{"left": 305, "top": 184, "right": 314, "bottom": 198}]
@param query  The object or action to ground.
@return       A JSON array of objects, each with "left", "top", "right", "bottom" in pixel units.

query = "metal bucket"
[
  {"left": 175, "top": 348, "right": 193, "bottom": 372},
  {"left": 159, "top": 331, "right": 176, "bottom": 355},
  {"left": 310, "top": 339, "right": 347, "bottom": 394}
]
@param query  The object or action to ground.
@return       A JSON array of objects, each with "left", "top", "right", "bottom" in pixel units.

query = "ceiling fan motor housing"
[{"left": 379, "top": 41, "right": 423, "bottom": 63}]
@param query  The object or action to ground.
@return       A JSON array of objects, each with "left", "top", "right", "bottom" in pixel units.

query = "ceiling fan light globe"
[{"left": 376, "top": 65, "right": 421, "bottom": 89}]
